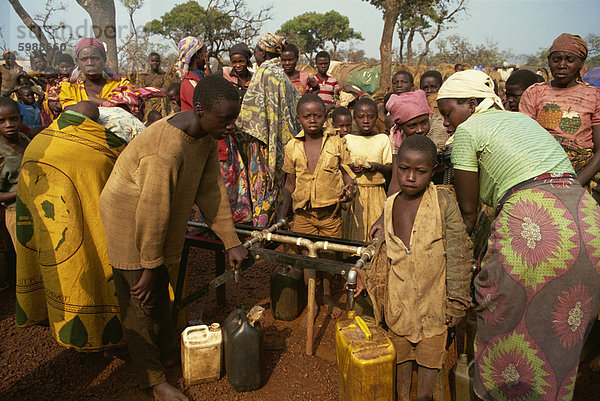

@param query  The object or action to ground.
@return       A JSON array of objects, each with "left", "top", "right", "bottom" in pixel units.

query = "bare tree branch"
[{"left": 8, "top": 0, "right": 52, "bottom": 51}]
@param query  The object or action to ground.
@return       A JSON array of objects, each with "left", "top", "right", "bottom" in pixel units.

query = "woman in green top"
[{"left": 437, "top": 70, "right": 600, "bottom": 401}]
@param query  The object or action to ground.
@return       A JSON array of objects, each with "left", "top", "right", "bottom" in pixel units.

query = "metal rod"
[{"left": 186, "top": 219, "right": 378, "bottom": 357}]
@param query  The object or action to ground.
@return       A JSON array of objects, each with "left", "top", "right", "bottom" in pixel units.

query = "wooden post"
[{"left": 305, "top": 268, "right": 317, "bottom": 356}]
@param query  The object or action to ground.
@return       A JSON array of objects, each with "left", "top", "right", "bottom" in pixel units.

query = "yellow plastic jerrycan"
[{"left": 335, "top": 311, "right": 396, "bottom": 401}]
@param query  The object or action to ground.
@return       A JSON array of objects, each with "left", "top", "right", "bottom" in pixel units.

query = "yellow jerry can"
[{"left": 335, "top": 311, "right": 396, "bottom": 401}]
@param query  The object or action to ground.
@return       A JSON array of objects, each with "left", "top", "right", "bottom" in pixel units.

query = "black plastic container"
[
  {"left": 223, "top": 305, "right": 263, "bottom": 392},
  {"left": 270, "top": 264, "right": 306, "bottom": 321}
]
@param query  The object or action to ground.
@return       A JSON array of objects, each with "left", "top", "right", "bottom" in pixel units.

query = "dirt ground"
[{"left": 1, "top": 245, "right": 599, "bottom": 400}]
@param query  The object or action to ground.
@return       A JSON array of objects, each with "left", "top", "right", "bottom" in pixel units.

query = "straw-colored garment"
[
  {"left": 342, "top": 133, "right": 391, "bottom": 241},
  {"left": 15, "top": 111, "right": 127, "bottom": 351}
]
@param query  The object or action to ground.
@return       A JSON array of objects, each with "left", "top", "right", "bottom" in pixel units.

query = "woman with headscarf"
[
  {"left": 386, "top": 90, "right": 447, "bottom": 155},
  {"left": 520, "top": 33, "right": 600, "bottom": 195},
  {"left": 177, "top": 36, "right": 210, "bottom": 111},
  {"left": 213, "top": 42, "right": 254, "bottom": 224},
  {"left": 237, "top": 33, "right": 300, "bottom": 227},
  {"left": 59, "top": 38, "right": 131, "bottom": 108},
  {"left": 437, "top": 69, "right": 600, "bottom": 401},
  {"left": 222, "top": 42, "right": 253, "bottom": 101}
]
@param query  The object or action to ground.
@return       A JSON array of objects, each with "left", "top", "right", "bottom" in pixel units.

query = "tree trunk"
[
  {"left": 398, "top": 28, "right": 405, "bottom": 64},
  {"left": 378, "top": 0, "right": 402, "bottom": 96},
  {"left": 8, "top": 0, "right": 52, "bottom": 51},
  {"left": 406, "top": 28, "right": 415, "bottom": 66},
  {"left": 76, "top": 0, "right": 118, "bottom": 71}
]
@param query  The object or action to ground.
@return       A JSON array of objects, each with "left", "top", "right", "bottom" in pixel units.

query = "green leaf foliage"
[
  {"left": 143, "top": 0, "right": 271, "bottom": 60},
  {"left": 277, "top": 10, "right": 363, "bottom": 63}
]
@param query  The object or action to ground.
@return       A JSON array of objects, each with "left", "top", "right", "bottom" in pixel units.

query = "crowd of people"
[{"left": 0, "top": 30, "right": 599, "bottom": 401}]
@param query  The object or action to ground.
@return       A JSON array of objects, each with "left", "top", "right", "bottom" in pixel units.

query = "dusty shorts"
[
  {"left": 389, "top": 330, "right": 447, "bottom": 369},
  {"left": 292, "top": 204, "right": 343, "bottom": 238}
]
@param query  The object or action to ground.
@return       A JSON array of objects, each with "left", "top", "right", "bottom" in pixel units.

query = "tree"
[
  {"left": 278, "top": 10, "right": 363, "bottom": 64},
  {"left": 586, "top": 33, "right": 600, "bottom": 67},
  {"left": 76, "top": 0, "right": 119, "bottom": 70},
  {"left": 144, "top": 0, "right": 271, "bottom": 62},
  {"left": 364, "top": 0, "right": 403, "bottom": 95},
  {"left": 396, "top": 0, "right": 467, "bottom": 66},
  {"left": 118, "top": 0, "right": 165, "bottom": 71},
  {"left": 8, "top": 0, "right": 118, "bottom": 70},
  {"left": 8, "top": 0, "right": 53, "bottom": 53},
  {"left": 423, "top": 35, "right": 513, "bottom": 67},
  {"left": 33, "top": 0, "right": 76, "bottom": 63}
]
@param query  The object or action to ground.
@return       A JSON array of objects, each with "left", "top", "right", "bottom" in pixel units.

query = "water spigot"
[{"left": 346, "top": 269, "right": 357, "bottom": 312}]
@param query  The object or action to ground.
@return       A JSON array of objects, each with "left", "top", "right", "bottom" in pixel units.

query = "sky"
[{"left": 1, "top": 0, "right": 598, "bottom": 62}]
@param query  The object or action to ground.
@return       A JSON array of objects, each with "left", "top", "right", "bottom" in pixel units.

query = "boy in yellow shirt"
[{"left": 278, "top": 93, "right": 353, "bottom": 315}]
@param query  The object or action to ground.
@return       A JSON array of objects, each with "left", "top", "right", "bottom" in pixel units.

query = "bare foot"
[
  {"left": 323, "top": 295, "right": 342, "bottom": 319},
  {"left": 153, "top": 381, "right": 188, "bottom": 401}
]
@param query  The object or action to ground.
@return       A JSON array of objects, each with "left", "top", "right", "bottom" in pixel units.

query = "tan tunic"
[
  {"left": 99, "top": 117, "right": 241, "bottom": 270},
  {"left": 384, "top": 184, "right": 447, "bottom": 343}
]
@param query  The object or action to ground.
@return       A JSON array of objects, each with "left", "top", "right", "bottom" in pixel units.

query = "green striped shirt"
[{"left": 451, "top": 109, "right": 574, "bottom": 207}]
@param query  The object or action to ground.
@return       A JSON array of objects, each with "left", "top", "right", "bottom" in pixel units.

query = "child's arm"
[
  {"left": 441, "top": 188, "right": 473, "bottom": 326},
  {"left": 0, "top": 192, "right": 16, "bottom": 203},
  {"left": 31, "top": 86, "right": 45, "bottom": 102},
  {"left": 338, "top": 168, "right": 354, "bottom": 202},
  {"left": 277, "top": 172, "right": 295, "bottom": 223},
  {"left": 339, "top": 139, "right": 354, "bottom": 202},
  {"left": 363, "top": 162, "right": 392, "bottom": 176}
]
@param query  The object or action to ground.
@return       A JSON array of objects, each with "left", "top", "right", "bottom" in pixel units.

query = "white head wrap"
[{"left": 437, "top": 70, "right": 504, "bottom": 114}]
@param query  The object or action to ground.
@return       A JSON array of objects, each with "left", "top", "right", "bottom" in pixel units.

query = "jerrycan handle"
[{"left": 354, "top": 316, "right": 372, "bottom": 341}]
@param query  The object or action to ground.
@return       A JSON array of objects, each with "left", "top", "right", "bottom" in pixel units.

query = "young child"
[
  {"left": 281, "top": 43, "right": 319, "bottom": 95},
  {"left": 343, "top": 97, "right": 392, "bottom": 241},
  {"left": 278, "top": 93, "right": 353, "bottom": 315},
  {"left": 331, "top": 106, "right": 353, "bottom": 137},
  {"left": 504, "top": 69, "right": 544, "bottom": 112},
  {"left": 99, "top": 75, "right": 247, "bottom": 401},
  {"left": 16, "top": 86, "right": 43, "bottom": 128},
  {"left": 55, "top": 53, "right": 75, "bottom": 77},
  {"left": 145, "top": 110, "right": 162, "bottom": 126},
  {"left": 359, "top": 135, "right": 472, "bottom": 401},
  {"left": 383, "top": 70, "right": 415, "bottom": 129},
  {"left": 166, "top": 82, "right": 181, "bottom": 113},
  {"left": 384, "top": 70, "right": 414, "bottom": 107},
  {"left": 419, "top": 70, "right": 444, "bottom": 115},
  {"left": 0, "top": 97, "right": 29, "bottom": 246},
  {"left": 314, "top": 51, "right": 339, "bottom": 109}
]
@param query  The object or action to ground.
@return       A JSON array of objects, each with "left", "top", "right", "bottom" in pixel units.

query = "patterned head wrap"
[
  {"left": 257, "top": 33, "right": 287, "bottom": 55},
  {"left": 386, "top": 90, "right": 432, "bottom": 125},
  {"left": 549, "top": 33, "right": 588, "bottom": 61},
  {"left": 75, "top": 37, "right": 106, "bottom": 60},
  {"left": 437, "top": 70, "right": 504, "bottom": 114},
  {"left": 3, "top": 51, "right": 15, "bottom": 58},
  {"left": 177, "top": 36, "right": 205, "bottom": 78},
  {"left": 101, "top": 85, "right": 166, "bottom": 115}
]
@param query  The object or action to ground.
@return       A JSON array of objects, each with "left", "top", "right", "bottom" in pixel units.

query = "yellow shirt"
[
  {"left": 59, "top": 77, "right": 131, "bottom": 107},
  {"left": 282, "top": 130, "right": 351, "bottom": 211},
  {"left": 345, "top": 133, "right": 392, "bottom": 185}
]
